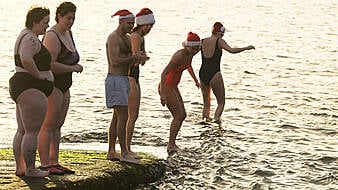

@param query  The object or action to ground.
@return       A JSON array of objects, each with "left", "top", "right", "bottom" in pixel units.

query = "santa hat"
[
  {"left": 212, "top": 22, "right": 226, "bottom": 34},
  {"left": 111, "top": 9, "right": 134, "bottom": 20},
  {"left": 136, "top": 8, "right": 155, "bottom": 25},
  {"left": 185, "top": 32, "right": 201, "bottom": 46}
]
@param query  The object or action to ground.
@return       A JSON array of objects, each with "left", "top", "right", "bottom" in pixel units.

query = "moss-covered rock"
[{"left": 0, "top": 148, "right": 165, "bottom": 190}]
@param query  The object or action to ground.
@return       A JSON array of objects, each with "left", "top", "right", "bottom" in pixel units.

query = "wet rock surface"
[{"left": 0, "top": 148, "right": 165, "bottom": 190}]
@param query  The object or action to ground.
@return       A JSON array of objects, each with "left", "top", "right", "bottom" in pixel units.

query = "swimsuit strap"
[
  {"left": 15, "top": 33, "right": 29, "bottom": 55},
  {"left": 201, "top": 38, "right": 220, "bottom": 58},
  {"left": 47, "top": 30, "right": 76, "bottom": 48}
]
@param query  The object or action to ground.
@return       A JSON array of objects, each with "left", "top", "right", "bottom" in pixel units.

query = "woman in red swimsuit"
[{"left": 159, "top": 32, "right": 201, "bottom": 154}]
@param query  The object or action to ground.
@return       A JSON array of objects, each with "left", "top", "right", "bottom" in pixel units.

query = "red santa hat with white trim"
[
  {"left": 111, "top": 9, "right": 134, "bottom": 20},
  {"left": 136, "top": 8, "right": 155, "bottom": 25},
  {"left": 185, "top": 32, "right": 201, "bottom": 46}
]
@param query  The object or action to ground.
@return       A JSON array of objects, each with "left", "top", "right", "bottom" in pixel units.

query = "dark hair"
[
  {"left": 131, "top": 25, "right": 142, "bottom": 33},
  {"left": 55, "top": 2, "right": 76, "bottom": 22},
  {"left": 25, "top": 6, "right": 50, "bottom": 29}
]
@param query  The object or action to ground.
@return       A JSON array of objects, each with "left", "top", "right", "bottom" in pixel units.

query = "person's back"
[{"left": 199, "top": 37, "right": 222, "bottom": 85}]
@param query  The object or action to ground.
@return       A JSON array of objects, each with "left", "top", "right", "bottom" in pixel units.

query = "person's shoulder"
[
  {"left": 106, "top": 31, "right": 120, "bottom": 45},
  {"left": 172, "top": 49, "right": 186, "bottom": 59},
  {"left": 108, "top": 31, "right": 119, "bottom": 39},
  {"left": 174, "top": 48, "right": 184, "bottom": 54},
  {"left": 43, "top": 30, "right": 59, "bottom": 41},
  {"left": 21, "top": 31, "right": 39, "bottom": 47},
  {"left": 130, "top": 32, "right": 142, "bottom": 39}
]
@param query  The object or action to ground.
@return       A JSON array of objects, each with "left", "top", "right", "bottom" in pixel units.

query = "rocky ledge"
[{"left": 0, "top": 148, "right": 165, "bottom": 190}]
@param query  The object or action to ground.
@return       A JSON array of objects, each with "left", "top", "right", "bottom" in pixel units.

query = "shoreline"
[
  {"left": 0, "top": 143, "right": 167, "bottom": 160},
  {"left": 0, "top": 148, "right": 166, "bottom": 190}
]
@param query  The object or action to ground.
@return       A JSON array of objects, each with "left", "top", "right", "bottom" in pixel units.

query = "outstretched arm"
[{"left": 219, "top": 38, "right": 255, "bottom": 54}]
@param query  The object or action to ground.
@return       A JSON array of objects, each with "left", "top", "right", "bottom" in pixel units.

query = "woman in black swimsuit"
[
  {"left": 199, "top": 22, "right": 255, "bottom": 124},
  {"left": 9, "top": 6, "right": 52, "bottom": 178},
  {"left": 38, "top": 2, "right": 83, "bottom": 175}
]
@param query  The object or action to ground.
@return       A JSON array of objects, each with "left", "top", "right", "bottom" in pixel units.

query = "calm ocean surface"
[{"left": 0, "top": 0, "right": 337, "bottom": 189}]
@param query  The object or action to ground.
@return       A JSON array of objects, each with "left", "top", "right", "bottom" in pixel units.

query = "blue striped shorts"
[{"left": 105, "top": 74, "right": 130, "bottom": 108}]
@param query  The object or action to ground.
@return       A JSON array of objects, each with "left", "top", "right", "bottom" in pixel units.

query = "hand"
[
  {"left": 247, "top": 45, "right": 255, "bottom": 50},
  {"left": 134, "top": 51, "right": 149, "bottom": 64},
  {"left": 38, "top": 74, "right": 47, "bottom": 80},
  {"left": 73, "top": 64, "right": 83, "bottom": 73},
  {"left": 160, "top": 96, "right": 167, "bottom": 106}
]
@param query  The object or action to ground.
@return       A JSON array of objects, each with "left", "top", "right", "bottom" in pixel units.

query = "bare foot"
[
  {"left": 129, "top": 151, "right": 143, "bottom": 159},
  {"left": 203, "top": 117, "right": 212, "bottom": 122},
  {"left": 214, "top": 118, "right": 222, "bottom": 124},
  {"left": 167, "top": 145, "right": 180, "bottom": 154},
  {"left": 25, "top": 168, "right": 49, "bottom": 178},
  {"left": 15, "top": 171, "right": 25, "bottom": 177},
  {"left": 15, "top": 166, "right": 26, "bottom": 176},
  {"left": 120, "top": 153, "right": 141, "bottom": 164},
  {"left": 107, "top": 152, "right": 120, "bottom": 161}
]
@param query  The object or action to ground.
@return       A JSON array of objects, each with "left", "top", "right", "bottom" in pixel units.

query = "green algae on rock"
[{"left": 0, "top": 148, "right": 165, "bottom": 190}]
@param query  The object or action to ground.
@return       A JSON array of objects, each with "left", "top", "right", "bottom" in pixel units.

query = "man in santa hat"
[
  {"left": 105, "top": 9, "right": 148, "bottom": 164},
  {"left": 127, "top": 8, "right": 155, "bottom": 160}
]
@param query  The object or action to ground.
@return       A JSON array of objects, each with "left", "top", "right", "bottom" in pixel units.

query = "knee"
[
  {"left": 128, "top": 112, "right": 139, "bottom": 122},
  {"left": 14, "top": 130, "right": 25, "bottom": 138},
  {"left": 178, "top": 112, "right": 186, "bottom": 121},
  {"left": 217, "top": 98, "right": 225, "bottom": 106}
]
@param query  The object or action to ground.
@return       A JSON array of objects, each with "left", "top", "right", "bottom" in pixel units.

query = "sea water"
[{"left": 0, "top": 0, "right": 337, "bottom": 189}]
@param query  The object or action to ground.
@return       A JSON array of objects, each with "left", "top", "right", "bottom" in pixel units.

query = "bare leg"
[
  {"left": 38, "top": 88, "right": 63, "bottom": 167},
  {"left": 49, "top": 90, "right": 70, "bottom": 165},
  {"left": 115, "top": 106, "right": 140, "bottom": 164},
  {"left": 126, "top": 77, "right": 141, "bottom": 158},
  {"left": 200, "top": 81, "right": 212, "bottom": 121},
  {"left": 107, "top": 111, "right": 120, "bottom": 161},
  {"left": 13, "top": 105, "right": 26, "bottom": 176},
  {"left": 165, "top": 87, "right": 186, "bottom": 152},
  {"left": 17, "top": 90, "right": 49, "bottom": 177},
  {"left": 210, "top": 72, "right": 225, "bottom": 123}
]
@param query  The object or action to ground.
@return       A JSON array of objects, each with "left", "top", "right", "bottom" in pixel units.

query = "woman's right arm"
[{"left": 19, "top": 35, "right": 46, "bottom": 80}]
